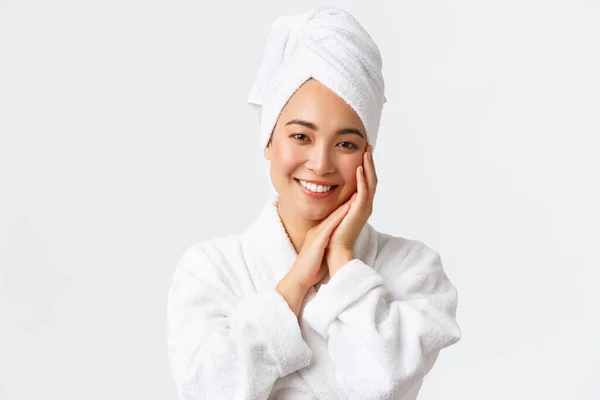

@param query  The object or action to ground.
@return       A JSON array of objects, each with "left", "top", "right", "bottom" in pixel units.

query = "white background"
[{"left": 1, "top": 0, "right": 599, "bottom": 399}]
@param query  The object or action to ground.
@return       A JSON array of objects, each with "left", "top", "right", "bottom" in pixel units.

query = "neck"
[{"left": 276, "top": 198, "right": 319, "bottom": 254}]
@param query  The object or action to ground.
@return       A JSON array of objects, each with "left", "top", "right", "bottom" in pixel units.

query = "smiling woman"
[{"left": 167, "top": 6, "right": 461, "bottom": 400}]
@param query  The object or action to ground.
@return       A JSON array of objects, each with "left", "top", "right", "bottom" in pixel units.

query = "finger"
[
  {"left": 343, "top": 192, "right": 357, "bottom": 208},
  {"left": 318, "top": 203, "right": 350, "bottom": 238},
  {"left": 320, "top": 201, "right": 350, "bottom": 227},
  {"left": 369, "top": 146, "right": 378, "bottom": 194},
  {"left": 303, "top": 205, "right": 348, "bottom": 258},
  {"left": 356, "top": 165, "right": 368, "bottom": 204},
  {"left": 347, "top": 194, "right": 358, "bottom": 212},
  {"left": 364, "top": 146, "right": 378, "bottom": 196},
  {"left": 317, "top": 193, "right": 355, "bottom": 235},
  {"left": 348, "top": 192, "right": 358, "bottom": 205},
  {"left": 333, "top": 200, "right": 351, "bottom": 215}
]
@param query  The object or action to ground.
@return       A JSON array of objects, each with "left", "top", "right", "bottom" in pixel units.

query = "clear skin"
[{"left": 267, "top": 78, "right": 379, "bottom": 316}]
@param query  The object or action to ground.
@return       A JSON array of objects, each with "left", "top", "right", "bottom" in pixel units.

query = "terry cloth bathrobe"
[{"left": 166, "top": 194, "right": 461, "bottom": 400}]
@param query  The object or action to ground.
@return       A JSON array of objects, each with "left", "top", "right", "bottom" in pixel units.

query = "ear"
[{"left": 263, "top": 140, "right": 272, "bottom": 161}]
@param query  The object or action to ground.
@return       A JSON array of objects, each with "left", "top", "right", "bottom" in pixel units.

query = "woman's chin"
[{"left": 297, "top": 203, "right": 335, "bottom": 221}]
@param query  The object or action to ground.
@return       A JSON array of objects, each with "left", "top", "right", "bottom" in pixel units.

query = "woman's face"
[{"left": 264, "top": 78, "right": 368, "bottom": 221}]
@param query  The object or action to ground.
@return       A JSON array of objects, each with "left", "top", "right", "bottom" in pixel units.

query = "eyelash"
[{"left": 291, "top": 133, "right": 358, "bottom": 149}]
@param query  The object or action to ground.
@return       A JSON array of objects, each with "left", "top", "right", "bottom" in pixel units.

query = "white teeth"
[{"left": 298, "top": 179, "right": 333, "bottom": 193}]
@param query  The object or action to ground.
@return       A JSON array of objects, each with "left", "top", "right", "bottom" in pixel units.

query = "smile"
[{"left": 294, "top": 178, "right": 338, "bottom": 198}]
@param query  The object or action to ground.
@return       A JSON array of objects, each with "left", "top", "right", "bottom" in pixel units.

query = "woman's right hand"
[{"left": 290, "top": 195, "right": 357, "bottom": 290}]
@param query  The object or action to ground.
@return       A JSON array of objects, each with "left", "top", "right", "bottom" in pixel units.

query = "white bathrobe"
[{"left": 167, "top": 194, "right": 461, "bottom": 400}]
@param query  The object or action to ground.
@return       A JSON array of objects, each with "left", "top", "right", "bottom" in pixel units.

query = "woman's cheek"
[
  {"left": 275, "top": 145, "right": 304, "bottom": 171},
  {"left": 341, "top": 157, "right": 362, "bottom": 185}
]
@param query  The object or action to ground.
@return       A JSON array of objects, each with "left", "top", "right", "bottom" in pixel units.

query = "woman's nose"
[{"left": 306, "top": 148, "right": 335, "bottom": 175}]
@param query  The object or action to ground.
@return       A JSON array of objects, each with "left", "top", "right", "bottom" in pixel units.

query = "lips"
[
  {"left": 295, "top": 178, "right": 338, "bottom": 192},
  {"left": 294, "top": 178, "right": 338, "bottom": 198}
]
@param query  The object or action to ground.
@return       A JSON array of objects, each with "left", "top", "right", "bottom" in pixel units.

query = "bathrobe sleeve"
[
  {"left": 167, "top": 243, "right": 313, "bottom": 400},
  {"left": 302, "top": 239, "right": 461, "bottom": 399}
]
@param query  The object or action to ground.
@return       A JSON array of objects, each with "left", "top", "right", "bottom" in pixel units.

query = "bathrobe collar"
[{"left": 240, "top": 193, "right": 378, "bottom": 292}]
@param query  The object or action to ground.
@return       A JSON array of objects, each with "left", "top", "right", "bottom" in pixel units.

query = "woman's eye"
[
  {"left": 292, "top": 133, "right": 309, "bottom": 141},
  {"left": 338, "top": 141, "right": 358, "bottom": 149}
]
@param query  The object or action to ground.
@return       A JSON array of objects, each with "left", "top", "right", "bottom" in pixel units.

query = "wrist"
[
  {"left": 276, "top": 273, "right": 309, "bottom": 316},
  {"left": 328, "top": 248, "right": 355, "bottom": 275},
  {"left": 278, "top": 272, "right": 310, "bottom": 296}
]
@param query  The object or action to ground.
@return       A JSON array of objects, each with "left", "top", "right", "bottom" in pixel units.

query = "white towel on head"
[{"left": 247, "top": 7, "right": 386, "bottom": 194}]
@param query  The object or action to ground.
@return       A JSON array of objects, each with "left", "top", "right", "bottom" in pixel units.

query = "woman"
[{"left": 167, "top": 7, "right": 461, "bottom": 400}]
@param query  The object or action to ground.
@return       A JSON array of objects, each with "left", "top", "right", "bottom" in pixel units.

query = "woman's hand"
[
  {"left": 326, "top": 144, "right": 378, "bottom": 276},
  {"left": 288, "top": 195, "right": 356, "bottom": 291}
]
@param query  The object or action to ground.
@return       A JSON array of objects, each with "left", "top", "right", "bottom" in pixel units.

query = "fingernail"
[{"left": 367, "top": 152, "right": 371, "bottom": 161}]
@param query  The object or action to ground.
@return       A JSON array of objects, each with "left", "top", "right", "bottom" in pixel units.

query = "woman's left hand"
[{"left": 326, "top": 144, "right": 378, "bottom": 276}]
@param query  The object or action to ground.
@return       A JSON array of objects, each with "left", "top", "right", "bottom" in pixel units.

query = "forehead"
[{"left": 279, "top": 79, "right": 364, "bottom": 130}]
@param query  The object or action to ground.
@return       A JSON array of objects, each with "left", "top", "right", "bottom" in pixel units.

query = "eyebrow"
[{"left": 285, "top": 119, "right": 365, "bottom": 139}]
